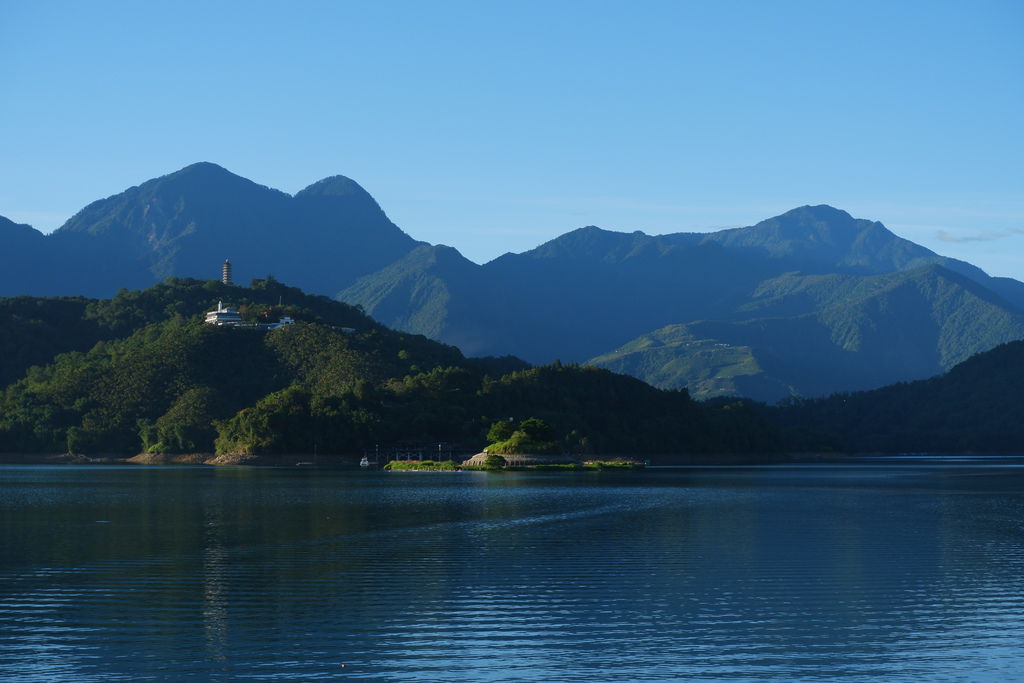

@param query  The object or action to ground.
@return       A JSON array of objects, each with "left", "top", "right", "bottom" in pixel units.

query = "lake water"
[{"left": 2, "top": 460, "right": 1024, "bottom": 682}]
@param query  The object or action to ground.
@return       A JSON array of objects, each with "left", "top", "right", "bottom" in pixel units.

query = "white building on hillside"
[
  {"left": 205, "top": 301, "right": 243, "bottom": 326},
  {"left": 266, "top": 315, "right": 295, "bottom": 330},
  {"left": 204, "top": 302, "right": 296, "bottom": 330}
]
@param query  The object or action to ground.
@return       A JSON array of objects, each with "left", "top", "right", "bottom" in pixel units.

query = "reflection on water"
[
  {"left": 2, "top": 461, "right": 1024, "bottom": 682},
  {"left": 202, "top": 500, "right": 229, "bottom": 667}
]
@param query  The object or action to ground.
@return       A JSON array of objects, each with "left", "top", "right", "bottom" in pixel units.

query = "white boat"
[{"left": 360, "top": 456, "right": 370, "bottom": 468}]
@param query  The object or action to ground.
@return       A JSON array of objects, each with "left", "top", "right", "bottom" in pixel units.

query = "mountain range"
[
  {"left": 0, "top": 162, "right": 421, "bottom": 298},
  {"left": 340, "top": 205, "right": 1024, "bottom": 400},
  {"left": 3, "top": 163, "right": 1022, "bottom": 402}
]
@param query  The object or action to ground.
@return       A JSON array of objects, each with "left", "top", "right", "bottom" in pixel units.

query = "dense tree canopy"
[
  {"left": 0, "top": 280, "right": 784, "bottom": 456},
  {"left": 769, "top": 340, "right": 1024, "bottom": 453}
]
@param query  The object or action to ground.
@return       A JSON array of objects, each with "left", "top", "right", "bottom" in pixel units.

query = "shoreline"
[
  {"left": 0, "top": 452, "right": 365, "bottom": 467},
  {"left": 3, "top": 451, "right": 1021, "bottom": 467}
]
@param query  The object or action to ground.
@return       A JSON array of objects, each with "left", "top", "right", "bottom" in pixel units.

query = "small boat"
[{"left": 359, "top": 456, "right": 370, "bottom": 468}]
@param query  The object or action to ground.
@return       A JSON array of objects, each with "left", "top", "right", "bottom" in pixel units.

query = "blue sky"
[{"left": 2, "top": 1, "right": 1022, "bottom": 279}]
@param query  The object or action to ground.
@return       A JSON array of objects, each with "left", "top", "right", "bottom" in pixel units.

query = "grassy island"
[{"left": 383, "top": 459, "right": 460, "bottom": 471}]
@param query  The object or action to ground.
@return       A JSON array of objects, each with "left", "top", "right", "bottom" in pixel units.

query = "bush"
[
  {"left": 486, "top": 419, "right": 515, "bottom": 443},
  {"left": 483, "top": 454, "right": 507, "bottom": 469},
  {"left": 485, "top": 417, "right": 562, "bottom": 455}
]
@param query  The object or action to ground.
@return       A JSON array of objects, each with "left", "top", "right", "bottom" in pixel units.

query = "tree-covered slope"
[
  {"left": 344, "top": 205, "right": 1024, "bottom": 365},
  {"left": 343, "top": 228, "right": 778, "bottom": 362},
  {"left": 591, "top": 265, "right": 1024, "bottom": 402},
  {"left": 0, "top": 276, "right": 375, "bottom": 389},
  {"left": 336, "top": 244, "right": 511, "bottom": 356},
  {"left": 588, "top": 325, "right": 793, "bottom": 401},
  {"left": 0, "top": 296, "right": 100, "bottom": 388},
  {"left": 701, "top": 205, "right": 939, "bottom": 273},
  {"left": 698, "top": 205, "right": 1024, "bottom": 309},
  {"left": 772, "top": 340, "right": 1024, "bottom": 453},
  {"left": 0, "top": 280, "right": 778, "bottom": 456},
  {"left": 344, "top": 205, "right": 1024, "bottom": 400}
]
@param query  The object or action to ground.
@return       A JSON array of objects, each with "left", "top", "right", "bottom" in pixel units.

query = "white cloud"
[{"left": 937, "top": 228, "right": 1024, "bottom": 243}]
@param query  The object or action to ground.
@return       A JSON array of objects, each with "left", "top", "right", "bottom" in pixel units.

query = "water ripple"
[{"left": 2, "top": 465, "right": 1024, "bottom": 681}]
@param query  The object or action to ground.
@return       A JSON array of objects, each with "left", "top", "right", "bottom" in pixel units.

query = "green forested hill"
[
  {"left": 0, "top": 276, "right": 372, "bottom": 388},
  {"left": 591, "top": 265, "right": 1024, "bottom": 402},
  {"left": 587, "top": 326, "right": 791, "bottom": 401},
  {"left": 771, "top": 340, "right": 1024, "bottom": 452},
  {"left": 0, "top": 280, "right": 779, "bottom": 456},
  {"left": 0, "top": 296, "right": 101, "bottom": 388}
]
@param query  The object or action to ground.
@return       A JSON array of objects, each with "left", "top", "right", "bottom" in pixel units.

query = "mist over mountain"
[{"left": 3, "top": 164, "right": 1022, "bottom": 401}]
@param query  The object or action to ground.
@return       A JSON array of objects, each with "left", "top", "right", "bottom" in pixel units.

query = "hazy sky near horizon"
[{"left": 2, "top": 1, "right": 1022, "bottom": 279}]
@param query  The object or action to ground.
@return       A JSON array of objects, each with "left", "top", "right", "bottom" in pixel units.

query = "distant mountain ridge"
[
  {"left": 593, "top": 264, "right": 1024, "bottom": 401},
  {"left": 340, "top": 204, "right": 1024, "bottom": 400},
  {"left": 3, "top": 164, "right": 1022, "bottom": 402},
  {"left": 700, "top": 205, "right": 1024, "bottom": 306},
  {"left": 1, "top": 162, "right": 422, "bottom": 298}
]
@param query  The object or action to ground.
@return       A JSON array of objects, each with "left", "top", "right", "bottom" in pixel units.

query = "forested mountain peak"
[
  {"left": 293, "top": 174, "right": 402, "bottom": 233},
  {"left": 345, "top": 243, "right": 480, "bottom": 285},
  {"left": 503, "top": 224, "right": 700, "bottom": 266},
  {"left": 338, "top": 243, "right": 483, "bottom": 341},
  {"left": 1, "top": 163, "right": 422, "bottom": 299},
  {"left": 491, "top": 204, "right": 935, "bottom": 273},
  {"left": 520, "top": 225, "right": 639, "bottom": 260},
  {"left": 700, "top": 204, "right": 911, "bottom": 270},
  {"left": 53, "top": 161, "right": 290, "bottom": 240},
  {"left": 767, "top": 204, "right": 858, "bottom": 227},
  {"left": 296, "top": 175, "right": 372, "bottom": 199},
  {"left": 161, "top": 161, "right": 259, "bottom": 186}
]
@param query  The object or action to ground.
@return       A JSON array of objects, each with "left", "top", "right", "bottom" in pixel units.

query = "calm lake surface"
[{"left": 3, "top": 460, "right": 1024, "bottom": 682}]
